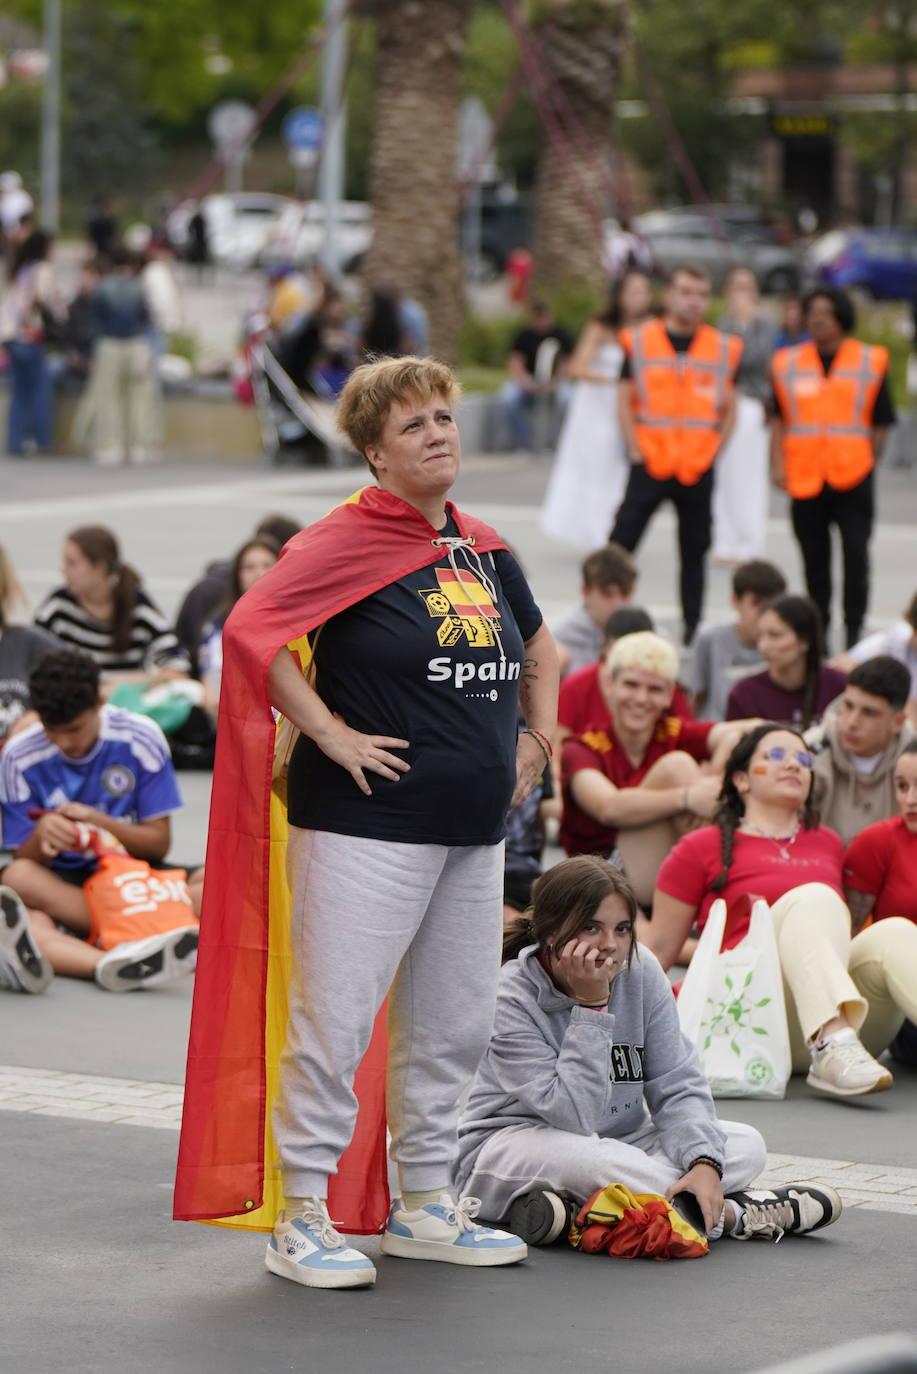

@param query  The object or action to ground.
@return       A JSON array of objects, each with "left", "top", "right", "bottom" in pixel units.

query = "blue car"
[{"left": 807, "top": 228, "right": 917, "bottom": 301}]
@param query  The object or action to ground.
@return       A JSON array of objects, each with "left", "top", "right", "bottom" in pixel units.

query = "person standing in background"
[
  {"left": 771, "top": 288, "right": 894, "bottom": 651},
  {"left": 713, "top": 267, "right": 776, "bottom": 564},
  {"left": 541, "top": 271, "right": 654, "bottom": 551},
  {"left": 86, "top": 196, "right": 118, "bottom": 259},
  {"left": 1, "top": 229, "right": 59, "bottom": 456},
  {"left": 78, "top": 248, "right": 161, "bottom": 467},
  {"left": 611, "top": 266, "right": 741, "bottom": 645}
]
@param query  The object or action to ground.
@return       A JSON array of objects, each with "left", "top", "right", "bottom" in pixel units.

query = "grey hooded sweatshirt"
[
  {"left": 810, "top": 716, "right": 914, "bottom": 847},
  {"left": 454, "top": 943, "right": 726, "bottom": 1194}
]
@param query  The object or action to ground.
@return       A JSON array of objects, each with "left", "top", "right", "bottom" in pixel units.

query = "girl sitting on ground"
[
  {"left": 645, "top": 724, "right": 917, "bottom": 1097},
  {"left": 726, "top": 594, "right": 846, "bottom": 728},
  {"left": 843, "top": 736, "right": 917, "bottom": 1066},
  {"left": 455, "top": 854, "right": 841, "bottom": 1248}
]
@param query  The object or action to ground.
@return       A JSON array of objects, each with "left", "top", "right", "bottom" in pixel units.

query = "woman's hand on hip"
[
  {"left": 512, "top": 730, "right": 546, "bottom": 807},
  {"left": 316, "top": 715, "right": 410, "bottom": 797},
  {"left": 666, "top": 1164, "right": 724, "bottom": 1236}
]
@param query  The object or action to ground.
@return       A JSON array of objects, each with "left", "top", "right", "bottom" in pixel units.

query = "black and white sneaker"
[
  {"left": 0, "top": 886, "right": 53, "bottom": 994},
  {"left": 506, "top": 1190, "right": 573, "bottom": 1247},
  {"left": 94, "top": 926, "right": 199, "bottom": 992},
  {"left": 726, "top": 1184, "right": 843, "bottom": 1242}
]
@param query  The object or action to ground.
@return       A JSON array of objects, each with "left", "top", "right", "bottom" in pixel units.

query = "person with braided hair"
[{"left": 644, "top": 723, "right": 917, "bottom": 1099}]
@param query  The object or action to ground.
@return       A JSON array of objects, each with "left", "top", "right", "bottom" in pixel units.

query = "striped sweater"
[{"left": 33, "top": 586, "right": 190, "bottom": 676}]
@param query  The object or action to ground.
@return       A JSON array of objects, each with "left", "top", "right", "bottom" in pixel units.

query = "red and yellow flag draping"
[
  {"left": 172, "top": 486, "right": 507, "bottom": 1236},
  {"left": 569, "top": 1183, "right": 709, "bottom": 1261}
]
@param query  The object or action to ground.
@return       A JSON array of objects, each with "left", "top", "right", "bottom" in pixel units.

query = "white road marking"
[
  {"left": 2, "top": 461, "right": 916, "bottom": 541},
  {"left": 2, "top": 1064, "right": 916, "bottom": 1217}
]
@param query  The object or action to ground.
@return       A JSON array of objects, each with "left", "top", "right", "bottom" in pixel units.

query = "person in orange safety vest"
[
  {"left": 611, "top": 266, "right": 742, "bottom": 646},
  {"left": 770, "top": 288, "right": 895, "bottom": 650}
]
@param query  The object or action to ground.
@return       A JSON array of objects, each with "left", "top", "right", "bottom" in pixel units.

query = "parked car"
[
  {"left": 261, "top": 200, "right": 373, "bottom": 273},
  {"left": 805, "top": 228, "right": 917, "bottom": 301},
  {"left": 168, "top": 193, "right": 292, "bottom": 270},
  {"left": 632, "top": 209, "right": 801, "bottom": 294}
]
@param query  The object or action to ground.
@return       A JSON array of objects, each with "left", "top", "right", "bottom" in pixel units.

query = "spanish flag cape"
[{"left": 173, "top": 485, "right": 508, "bottom": 1235}]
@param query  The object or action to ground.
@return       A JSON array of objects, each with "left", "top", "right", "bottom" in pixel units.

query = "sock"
[
  {"left": 726, "top": 1201, "right": 747, "bottom": 1237},
  {"left": 401, "top": 1187, "right": 453, "bottom": 1211},
  {"left": 283, "top": 1195, "right": 326, "bottom": 1221}
]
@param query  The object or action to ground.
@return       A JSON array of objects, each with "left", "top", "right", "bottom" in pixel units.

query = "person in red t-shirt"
[
  {"left": 844, "top": 738, "right": 917, "bottom": 926},
  {"left": 843, "top": 738, "right": 917, "bottom": 1066},
  {"left": 645, "top": 723, "right": 917, "bottom": 1098},
  {"left": 558, "top": 606, "right": 693, "bottom": 742},
  {"left": 561, "top": 631, "right": 758, "bottom": 906}
]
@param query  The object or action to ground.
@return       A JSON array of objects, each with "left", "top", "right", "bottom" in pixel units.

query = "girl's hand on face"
[{"left": 555, "top": 938, "right": 618, "bottom": 1005}]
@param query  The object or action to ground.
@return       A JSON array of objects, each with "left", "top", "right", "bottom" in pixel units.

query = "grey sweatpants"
[
  {"left": 459, "top": 1117, "right": 767, "bottom": 1221},
  {"left": 275, "top": 827, "right": 504, "bottom": 1198}
]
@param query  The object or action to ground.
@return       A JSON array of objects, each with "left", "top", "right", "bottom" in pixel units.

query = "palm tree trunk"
[
  {"left": 530, "top": 0, "right": 629, "bottom": 294},
  {"left": 361, "top": 0, "right": 471, "bottom": 362}
]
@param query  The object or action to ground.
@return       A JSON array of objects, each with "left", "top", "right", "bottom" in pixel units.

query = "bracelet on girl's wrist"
[
  {"left": 575, "top": 997, "right": 609, "bottom": 1009},
  {"left": 522, "top": 727, "right": 553, "bottom": 765},
  {"left": 687, "top": 1155, "right": 723, "bottom": 1179}
]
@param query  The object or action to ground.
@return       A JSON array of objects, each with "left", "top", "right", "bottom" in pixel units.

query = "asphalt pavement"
[{"left": 2, "top": 450, "right": 917, "bottom": 1373}]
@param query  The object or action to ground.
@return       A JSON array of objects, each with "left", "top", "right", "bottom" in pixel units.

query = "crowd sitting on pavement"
[{"left": 0, "top": 320, "right": 915, "bottom": 1279}]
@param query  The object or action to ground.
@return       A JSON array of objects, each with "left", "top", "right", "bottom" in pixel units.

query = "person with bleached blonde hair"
[{"left": 560, "top": 631, "right": 760, "bottom": 905}]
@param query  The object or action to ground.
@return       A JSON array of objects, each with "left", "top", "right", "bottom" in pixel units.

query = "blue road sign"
[{"left": 282, "top": 107, "right": 324, "bottom": 152}]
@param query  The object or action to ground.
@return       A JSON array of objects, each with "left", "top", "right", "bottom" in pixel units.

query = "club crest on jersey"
[{"left": 102, "top": 764, "right": 136, "bottom": 798}]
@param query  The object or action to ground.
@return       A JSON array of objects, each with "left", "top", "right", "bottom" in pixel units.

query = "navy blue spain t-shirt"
[{"left": 287, "top": 517, "right": 543, "bottom": 845}]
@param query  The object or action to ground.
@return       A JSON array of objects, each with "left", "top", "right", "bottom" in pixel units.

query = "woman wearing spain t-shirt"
[{"left": 178, "top": 356, "right": 559, "bottom": 1290}]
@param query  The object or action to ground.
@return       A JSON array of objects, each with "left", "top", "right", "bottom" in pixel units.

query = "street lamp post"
[
  {"left": 318, "top": 0, "right": 348, "bottom": 277},
  {"left": 40, "top": 0, "right": 62, "bottom": 231}
]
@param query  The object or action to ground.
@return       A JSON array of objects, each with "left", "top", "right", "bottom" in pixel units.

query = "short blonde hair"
[
  {"left": 607, "top": 630, "right": 678, "bottom": 683},
  {"left": 336, "top": 355, "right": 461, "bottom": 469}
]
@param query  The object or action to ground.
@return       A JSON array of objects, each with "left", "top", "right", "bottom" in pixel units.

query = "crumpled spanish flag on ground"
[{"left": 569, "top": 1183, "right": 709, "bottom": 1261}]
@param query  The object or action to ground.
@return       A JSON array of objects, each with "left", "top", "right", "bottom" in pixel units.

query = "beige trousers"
[
  {"left": 770, "top": 884, "right": 917, "bottom": 1071},
  {"left": 77, "top": 337, "right": 161, "bottom": 458}
]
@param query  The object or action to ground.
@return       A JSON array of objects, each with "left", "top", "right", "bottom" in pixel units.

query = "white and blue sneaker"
[
  {"left": 379, "top": 1195, "right": 527, "bottom": 1267},
  {"left": 265, "top": 1202, "right": 377, "bottom": 1289}
]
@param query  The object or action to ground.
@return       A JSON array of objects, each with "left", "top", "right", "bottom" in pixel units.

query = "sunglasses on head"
[{"left": 757, "top": 744, "right": 814, "bottom": 770}]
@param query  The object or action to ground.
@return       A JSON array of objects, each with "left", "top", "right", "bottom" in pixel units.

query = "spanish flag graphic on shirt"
[{"left": 419, "top": 566, "right": 501, "bottom": 649}]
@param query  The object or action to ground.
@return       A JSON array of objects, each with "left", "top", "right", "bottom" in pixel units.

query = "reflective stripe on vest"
[
  {"left": 628, "top": 322, "right": 738, "bottom": 482},
  {"left": 773, "top": 339, "right": 884, "bottom": 497}
]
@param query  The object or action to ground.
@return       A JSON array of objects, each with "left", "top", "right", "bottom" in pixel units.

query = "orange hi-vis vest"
[
  {"left": 620, "top": 318, "right": 742, "bottom": 485},
  {"left": 772, "top": 338, "right": 888, "bottom": 499}
]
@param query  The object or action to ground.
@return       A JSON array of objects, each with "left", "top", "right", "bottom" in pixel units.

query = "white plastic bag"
[{"left": 677, "top": 898, "right": 791, "bottom": 1099}]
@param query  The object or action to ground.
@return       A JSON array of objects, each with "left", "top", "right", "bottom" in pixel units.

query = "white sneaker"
[
  {"left": 727, "top": 1184, "right": 843, "bottom": 1242},
  {"left": 807, "top": 1028, "right": 893, "bottom": 1097},
  {"left": 266, "top": 1202, "right": 376, "bottom": 1289},
  {"left": 94, "top": 926, "right": 199, "bottom": 992},
  {"left": 380, "top": 1195, "right": 527, "bottom": 1267},
  {"left": 0, "top": 887, "right": 53, "bottom": 994}
]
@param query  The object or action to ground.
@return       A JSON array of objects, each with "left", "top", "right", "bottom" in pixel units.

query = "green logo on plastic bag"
[
  {"left": 745, "top": 1057, "right": 773, "bottom": 1087},
  {"left": 700, "top": 969, "right": 772, "bottom": 1058}
]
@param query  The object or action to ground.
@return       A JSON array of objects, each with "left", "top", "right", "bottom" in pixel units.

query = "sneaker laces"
[
  {"left": 740, "top": 1198, "right": 795, "bottom": 1243},
  {"left": 296, "top": 1201, "right": 347, "bottom": 1250},
  {"left": 449, "top": 1197, "right": 484, "bottom": 1233}
]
